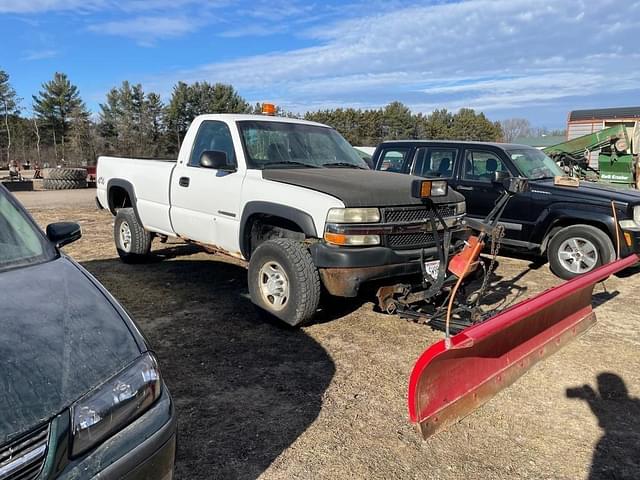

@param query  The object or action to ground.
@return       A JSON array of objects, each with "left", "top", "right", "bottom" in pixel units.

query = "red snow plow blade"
[{"left": 408, "top": 254, "right": 639, "bottom": 439}]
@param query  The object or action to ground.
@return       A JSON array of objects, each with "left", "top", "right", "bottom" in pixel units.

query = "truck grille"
[
  {"left": 386, "top": 232, "right": 435, "bottom": 249},
  {"left": 382, "top": 205, "right": 456, "bottom": 224},
  {"left": 0, "top": 425, "right": 49, "bottom": 480}
]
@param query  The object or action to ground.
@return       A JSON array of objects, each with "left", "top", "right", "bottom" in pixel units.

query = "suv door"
[
  {"left": 170, "top": 120, "right": 244, "bottom": 249},
  {"left": 452, "top": 147, "right": 531, "bottom": 243}
]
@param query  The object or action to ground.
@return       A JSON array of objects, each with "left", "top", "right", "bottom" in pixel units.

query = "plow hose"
[{"left": 407, "top": 254, "right": 639, "bottom": 439}]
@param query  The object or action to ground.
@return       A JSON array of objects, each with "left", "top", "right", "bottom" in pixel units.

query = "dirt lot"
[{"left": 25, "top": 191, "right": 640, "bottom": 480}]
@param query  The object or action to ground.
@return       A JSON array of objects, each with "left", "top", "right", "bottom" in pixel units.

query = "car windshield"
[
  {"left": 508, "top": 148, "right": 564, "bottom": 180},
  {"left": 238, "top": 121, "right": 369, "bottom": 169},
  {"left": 0, "top": 189, "right": 54, "bottom": 272}
]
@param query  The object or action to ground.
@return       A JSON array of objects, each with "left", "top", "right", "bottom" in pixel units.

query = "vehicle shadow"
[
  {"left": 81, "top": 251, "right": 336, "bottom": 480},
  {"left": 566, "top": 373, "right": 640, "bottom": 480}
]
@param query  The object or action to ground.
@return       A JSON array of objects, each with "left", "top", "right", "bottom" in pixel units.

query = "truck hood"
[
  {"left": 262, "top": 168, "right": 464, "bottom": 206},
  {"left": 529, "top": 178, "right": 640, "bottom": 208},
  {"left": 0, "top": 257, "right": 142, "bottom": 446}
]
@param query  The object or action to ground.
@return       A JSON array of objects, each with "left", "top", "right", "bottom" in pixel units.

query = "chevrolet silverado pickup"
[
  {"left": 96, "top": 115, "right": 466, "bottom": 325},
  {"left": 374, "top": 140, "right": 640, "bottom": 279}
]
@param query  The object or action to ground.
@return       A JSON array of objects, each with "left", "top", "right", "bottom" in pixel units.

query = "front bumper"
[
  {"left": 620, "top": 225, "right": 640, "bottom": 256},
  {"left": 40, "top": 385, "right": 176, "bottom": 479},
  {"left": 310, "top": 242, "right": 453, "bottom": 297}
]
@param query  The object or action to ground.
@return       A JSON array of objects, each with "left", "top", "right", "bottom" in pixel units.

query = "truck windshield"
[
  {"left": 508, "top": 148, "right": 564, "bottom": 180},
  {"left": 0, "top": 189, "right": 55, "bottom": 272},
  {"left": 238, "top": 121, "right": 368, "bottom": 169}
]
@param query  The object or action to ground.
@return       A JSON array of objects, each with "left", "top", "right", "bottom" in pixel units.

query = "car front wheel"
[{"left": 547, "top": 225, "right": 615, "bottom": 279}]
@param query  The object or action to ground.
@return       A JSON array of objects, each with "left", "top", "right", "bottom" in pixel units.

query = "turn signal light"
[{"left": 324, "top": 232, "right": 380, "bottom": 246}]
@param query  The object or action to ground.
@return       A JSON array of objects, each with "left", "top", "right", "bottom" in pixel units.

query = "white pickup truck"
[{"left": 96, "top": 114, "right": 466, "bottom": 325}]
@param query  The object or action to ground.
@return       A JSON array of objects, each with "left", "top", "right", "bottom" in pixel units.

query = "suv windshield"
[
  {"left": 508, "top": 148, "right": 563, "bottom": 180},
  {"left": 0, "top": 189, "right": 55, "bottom": 272},
  {"left": 238, "top": 121, "right": 368, "bottom": 169}
]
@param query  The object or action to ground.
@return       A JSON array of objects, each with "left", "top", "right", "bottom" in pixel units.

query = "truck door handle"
[
  {"left": 179, "top": 177, "right": 190, "bottom": 187},
  {"left": 457, "top": 185, "right": 473, "bottom": 191}
]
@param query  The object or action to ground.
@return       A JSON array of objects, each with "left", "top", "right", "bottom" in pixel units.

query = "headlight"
[
  {"left": 326, "top": 208, "right": 380, "bottom": 223},
  {"left": 70, "top": 353, "right": 162, "bottom": 457},
  {"left": 324, "top": 232, "right": 380, "bottom": 246},
  {"left": 634, "top": 205, "right": 640, "bottom": 225},
  {"left": 455, "top": 201, "right": 466, "bottom": 215}
]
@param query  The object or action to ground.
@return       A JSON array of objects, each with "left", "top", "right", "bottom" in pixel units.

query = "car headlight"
[
  {"left": 326, "top": 208, "right": 380, "bottom": 223},
  {"left": 324, "top": 232, "right": 381, "bottom": 246},
  {"left": 455, "top": 201, "right": 466, "bottom": 215},
  {"left": 634, "top": 205, "right": 640, "bottom": 225},
  {"left": 70, "top": 353, "right": 162, "bottom": 457}
]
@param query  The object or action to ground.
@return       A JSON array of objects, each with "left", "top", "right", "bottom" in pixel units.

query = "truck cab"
[
  {"left": 97, "top": 115, "right": 466, "bottom": 326},
  {"left": 373, "top": 140, "right": 640, "bottom": 279}
]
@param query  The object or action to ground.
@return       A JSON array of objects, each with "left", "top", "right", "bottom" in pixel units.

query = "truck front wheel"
[
  {"left": 114, "top": 208, "right": 153, "bottom": 263},
  {"left": 547, "top": 224, "right": 615, "bottom": 279},
  {"left": 248, "top": 238, "right": 321, "bottom": 326}
]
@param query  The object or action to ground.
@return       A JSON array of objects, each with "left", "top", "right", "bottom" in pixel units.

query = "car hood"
[
  {"left": 0, "top": 257, "right": 142, "bottom": 446},
  {"left": 262, "top": 168, "right": 464, "bottom": 206},
  {"left": 530, "top": 178, "right": 640, "bottom": 207}
]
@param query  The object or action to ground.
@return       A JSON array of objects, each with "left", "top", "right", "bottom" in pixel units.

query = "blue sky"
[{"left": 1, "top": 0, "right": 639, "bottom": 128}]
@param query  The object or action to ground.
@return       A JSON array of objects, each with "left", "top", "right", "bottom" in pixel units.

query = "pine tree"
[
  {"left": 33, "top": 72, "right": 88, "bottom": 163},
  {"left": 0, "top": 70, "right": 19, "bottom": 165}
]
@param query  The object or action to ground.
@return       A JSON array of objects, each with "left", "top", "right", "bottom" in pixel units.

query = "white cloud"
[
  {"left": 88, "top": 15, "right": 200, "bottom": 45},
  {"left": 22, "top": 48, "right": 58, "bottom": 60},
  {"left": 149, "top": 0, "right": 639, "bottom": 117}
]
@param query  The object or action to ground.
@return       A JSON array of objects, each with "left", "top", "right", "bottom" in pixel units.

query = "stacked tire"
[{"left": 43, "top": 168, "right": 87, "bottom": 190}]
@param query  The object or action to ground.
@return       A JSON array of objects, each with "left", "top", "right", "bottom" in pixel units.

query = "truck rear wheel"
[
  {"left": 547, "top": 225, "right": 615, "bottom": 279},
  {"left": 114, "top": 208, "right": 153, "bottom": 263},
  {"left": 248, "top": 238, "right": 321, "bottom": 326}
]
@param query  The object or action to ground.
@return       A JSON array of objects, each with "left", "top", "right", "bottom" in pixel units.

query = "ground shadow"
[
  {"left": 81, "top": 252, "right": 336, "bottom": 480},
  {"left": 566, "top": 373, "right": 640, "bottom": 480}
]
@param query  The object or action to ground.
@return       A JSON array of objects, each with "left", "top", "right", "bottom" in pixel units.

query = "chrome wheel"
[
  {"left": 557, "top": 237, "right": 598, "bottom": 274},
  {"left": 119, "top": 221, "right": 132, "bottom": 253},
  {"left": 258, "top": 261, "right": 290, "bottom": 311}
]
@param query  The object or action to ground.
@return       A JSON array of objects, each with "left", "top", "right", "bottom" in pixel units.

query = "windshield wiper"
[
  {"left": 262, "top": 161, "right": 321, "bottom": 169},
  {"left": 323, "top": 162, "right": 367, "bottom": 169},
  {"left": 530, "top": 175, "right": 556, "bottom": 181}
]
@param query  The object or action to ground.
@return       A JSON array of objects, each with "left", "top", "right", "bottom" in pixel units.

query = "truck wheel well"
[
  {"left": 244, "top": 214, "right": 306, "bottom": 259},
  {"left": 108, "top": 186, "right": 132, "bottom": 214},
  {"left": 541, "top": 219, "right": 612, "bottom": 254}
]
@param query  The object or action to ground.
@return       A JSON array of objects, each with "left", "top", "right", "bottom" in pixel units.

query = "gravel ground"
[{"left": 28, "top": 201, "right": 640, "bottom": 480}]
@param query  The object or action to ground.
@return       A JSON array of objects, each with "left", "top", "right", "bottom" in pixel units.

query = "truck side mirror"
[
  {"left": 200, "top": 150, "right": 235, "bottom": 171},
  {"left": 47, "top": 222, "right": 81, "bottom": 247}
]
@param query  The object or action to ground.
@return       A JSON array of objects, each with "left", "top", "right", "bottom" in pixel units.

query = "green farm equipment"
[{"left": 543, "top": 124, "right": 640, "bottom": 188}]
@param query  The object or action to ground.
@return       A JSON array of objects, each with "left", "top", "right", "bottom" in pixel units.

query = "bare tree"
[{"left": 500, "top": 118, "right": 532, "bottom": 143}]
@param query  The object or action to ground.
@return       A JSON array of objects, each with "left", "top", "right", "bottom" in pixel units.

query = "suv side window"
[
  {"left": 412, "top": 147, "right": 458, "bottom": 178},
  {"left": 189, "top": 121, "right": 237, "bottom": 168},
  {"left": 377, "top": 148, "right": 410, "bottom": 173},
  {"left": 462, "top": 149, "right": 507, "bottom": 182}
]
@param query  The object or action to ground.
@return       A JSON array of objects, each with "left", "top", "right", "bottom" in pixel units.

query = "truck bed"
[{"left": 96, "top": 156, "right": 177, "bottom": 236}]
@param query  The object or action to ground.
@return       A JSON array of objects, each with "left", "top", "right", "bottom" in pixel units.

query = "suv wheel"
[
  {"left": 547, "top": 225, "right": 615, "bottom": 279},
  {"left": 248, "top": 238, "right": 321, "bottom": 326},
  {"left": 114, "top": 208, "right": 153, "bottom": 263}
]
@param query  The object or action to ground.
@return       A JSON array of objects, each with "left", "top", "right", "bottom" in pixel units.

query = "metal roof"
[{"left": 569, "top": 106, "right": 640, "bottom": 122}]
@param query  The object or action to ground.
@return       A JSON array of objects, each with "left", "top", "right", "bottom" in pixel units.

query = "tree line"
[{"left": 1, "top": 68, "right": 515, "bottom": 168}]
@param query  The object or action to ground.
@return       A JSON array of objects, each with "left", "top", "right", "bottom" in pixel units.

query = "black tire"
[
  {"left": 248, "top": 238, "right": 321, "bottom": 326},
  {"left": 42, "top": 178, "right": 87, "bottom": 190},
  {"left": 48, "top": 167, "right": 87, "bottom": 180},
  {"left": 114, "top": 208, "right": 153, "bottom": 263},
  {"left": 547, "top": 224, "right": 615, "bottom": 280}
]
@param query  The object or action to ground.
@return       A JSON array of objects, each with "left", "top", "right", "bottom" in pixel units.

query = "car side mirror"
[
  {"left": 502, "top": 177, "right": 529, "bottom": 194},
  {"left": 200, "top": 150, "right": 235, "bottom": 171},
  {"left": 492, "top": 170, "right": 510, "bottom": 184},
  {"left": 46, "top": 222, "right": 81, "bottom": 247}
]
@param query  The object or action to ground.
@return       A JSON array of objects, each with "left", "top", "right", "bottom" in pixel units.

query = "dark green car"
[{"left": 0, "top": 184, "right": 176, "bottom": 479}]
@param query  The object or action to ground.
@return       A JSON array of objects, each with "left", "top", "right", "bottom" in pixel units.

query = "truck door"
[
  {"left": 451, "top": 148, "right": 531, "bottom": 243},
  {"left": 170, "top": 120, "right": 244, "bottom": 250}
]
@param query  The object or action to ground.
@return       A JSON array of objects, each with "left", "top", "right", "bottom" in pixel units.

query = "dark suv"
[
  {"left": 373, "top": 140, "right": 640, "bottom": 279},
  {"left": 0, "top": 185, "right": 176, "bottom": 479}
]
